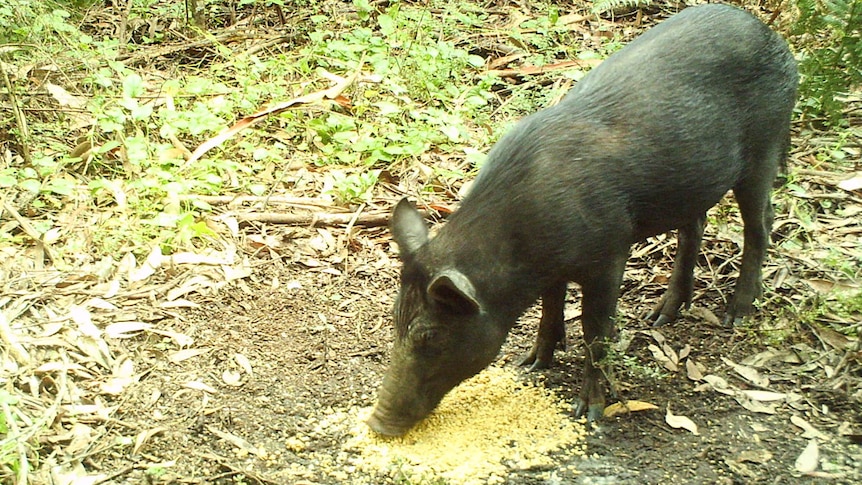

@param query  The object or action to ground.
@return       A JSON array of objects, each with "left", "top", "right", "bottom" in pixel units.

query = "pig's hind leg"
[{"left": 724, "top": 166, "right": 778, "bottom": 324}]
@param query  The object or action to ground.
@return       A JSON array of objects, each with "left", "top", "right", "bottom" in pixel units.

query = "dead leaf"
[
  {"left": 45, "top": 82, "right": 86, "bottom": 108},
  {"left": 722, "top": 357, "right": 770, "bottom": 387},
  {"left": 147, "top": 328, "right": 194, "bottom": 347},
  {"left": 70, "top": 305, "right": 100, "bottom": 338},
  {"left": 688, "top": 305, "right": 722, "bottom": 325},
  {"left": 791, "top": 415, "right": 830, "bottom": 440},
  {"left": 45, "top": 82, "right": 94, "bottom": 130},
  {"left": 184, "top": 380, "right": 217, "bottom": 394},
  {"left": 63, "top": 423, "right": 94, "bottom": 455},
  {"left": 206, "top": 425, "right": 264, "bottom": 457},
  {"left": 737, "top": 449, "right": 773, "bottom": 464},
  {"left": 222, "top": 264, "right": 252, "bottom": 282},
  {"left": 235, "top": 353, "right": 253, "bottom": 376},
  {"left": 49, "top": 461, "right": 107, "bottom": 485},
  {"left": 686, "top": 358, "right": 704, "bottom": 381},
  {"left": 604, "top": 400, "right": 659, "bottom": 417},
  {"left": 837, "top": 172, "right": 862, "bottom": 191},
  {"left": 724, "top": 457, "right": 756, "bottom": 478},
  {"left": 222, "top": 370, "right": 242, "bottom": 386},
  {"left": 678, "top": 344, "right": 691, "bottom": 361},
  {"left": 169, "top": 347, "right": 211, "bottom": 363},
  {"left": 794, "top": 439, "right": 819, "bottom": 473},
  {"left": 739, "top": 390, "right": 787, "bottom": 402},
  {"left": 558, "top": 13, "right": 589, "bottom": 26},
  {"left": 159, "top": 299, "right": 201, "bottom": 309},
  {"left": 487, "top": 52, "right": 526, "bottom": 70},
  {"left": 803, "top": 278, "right": 860, "bottom": 295},
  {"left": 662, "top": 343, "right": 679, "bottom": 366},
  {"left": 810, "top": 323, "right": 856, "bottom": 351},
  {"left": 640, "top": 329, "right": 667, "bottom": 346},
  {"left": 74, "top": 335, "right": 113, "bottom": 369},
  {"left": 133, "top": 427, "right": 169, "bottom": 455},
  {"left": 665, "top": 405, "right": 699, "bottom": 435},
  {"left": 84, "top": 297, "right": 118, "bottom": 311},
  {"left": 616, "top": 328, "right": 636, "bottom": 352},
  {"left": 130, "top": 246, "right": 164, "bottom": 283},
  {"left": 0, "top": 310, "right": 30, "bottom": 364},
  {"left": 701, "top": 374, "right": 734, "bottom": 395},
  {"left": 735, "top": 394, "right": 777, "bottom": 414},
  {"left": 648, "top": 344, "right": 678, "bottom": 372},
  {"left": 169, "top": 250, "right": 235, "bottom": 266},
  {"left": 105, "top": 321, "right": 152, "bottom": 338},
  {"left": 167, "top": 275, "right": 217, "bottom": 301},
  {"left": 100, "top": 358, "right": 138, "bottom": 394},
  {"left": 742, "top": 349, "right": 793, "bottom": 367},
  {"left": 35, "top": 361, "right": 94, "bottom": 378}
]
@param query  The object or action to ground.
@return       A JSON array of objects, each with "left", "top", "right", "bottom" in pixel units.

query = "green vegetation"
[
  {"left": 0, "top": 0, "right": 595, "bottom": 262},
  {"left": 5, "top": 0, "right": 853, "bottom": 262},
  {"left": 793, "top": 0, "right": 862, "bottom": 127}
]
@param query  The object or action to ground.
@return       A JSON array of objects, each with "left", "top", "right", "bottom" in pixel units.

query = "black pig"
[{"left": 367, "top": 4, "right": 798, "bottom": 437}]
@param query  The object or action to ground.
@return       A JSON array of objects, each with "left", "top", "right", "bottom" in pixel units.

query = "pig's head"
[{"left": 367, "top": 199, "right": 507, "bottom": 436}]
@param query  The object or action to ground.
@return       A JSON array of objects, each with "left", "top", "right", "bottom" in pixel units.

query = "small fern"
[
  {"left": 792, "top": 0, "right": 862, "bottom": 126},
  {"left": 591, "top": 0, "right": 657, "bottom": 15}
]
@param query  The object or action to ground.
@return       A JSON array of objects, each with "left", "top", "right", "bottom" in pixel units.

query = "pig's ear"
[
  {"left": 428, "top": 269, "right": 481, "bottom": 314},
  {"left": 390, "top": 198, "right": 428, "bottom": 257}
]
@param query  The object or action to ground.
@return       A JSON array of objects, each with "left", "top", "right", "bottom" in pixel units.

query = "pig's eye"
[{"left": 412, "top": 327, "right": 444, "bottom": 355}]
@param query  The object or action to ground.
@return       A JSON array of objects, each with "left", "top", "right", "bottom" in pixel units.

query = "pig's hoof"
[
  {"left": 645, "top": 306, "right": 678, "bottom": 327},
  {"left": 517, "top": 351, "right": 551, "bottom": 371},
  {"left": 366, "top": 412, "right": 413, "bottom": 437},
  {"left": 651, "top": 313, "right": 673, "bottom": 327},
  {"left": 574, "top": 398, "right": 605, "bottom": 424},
  {"left": 722, "top": 304, "right": 752, "bottom": 326},
  {"left": 722, "top": 313, "right": 746, "bottom": 326}
]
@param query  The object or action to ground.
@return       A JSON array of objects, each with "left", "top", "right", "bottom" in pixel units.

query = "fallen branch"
[
  {"left": 486, "top": 58, "right": 601, "bottom": 78},
  {"left": 231, "top": 210, "right": 393, "bottom": 227},
  {"left": 183, "top": 63, "right": 361, "bottom": 166},
  {"left": 181, "top": 194, "right": 336, "bottom": 208}
]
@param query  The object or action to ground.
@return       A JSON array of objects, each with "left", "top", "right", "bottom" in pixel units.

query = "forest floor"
[{"left": 2, "top": 1, "right": 860, "bottom": 484}]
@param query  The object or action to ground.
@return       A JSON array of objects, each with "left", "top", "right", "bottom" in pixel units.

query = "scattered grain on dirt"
[{"left": 339, "top": 365, "right": 588, "bottom": 484}]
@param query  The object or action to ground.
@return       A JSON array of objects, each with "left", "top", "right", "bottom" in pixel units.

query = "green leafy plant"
[
  {"left": 793, "top": 0, "right": 862, "bottom": 126},
  {"left": 329, "top": 171, "right": 380, "bottom": 204}
]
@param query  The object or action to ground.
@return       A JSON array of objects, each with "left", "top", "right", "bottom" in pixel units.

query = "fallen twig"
[
  {"left": 180, "top": 194, "right": 336, "bottom": 208},
  {"left": 2, "top": 202, "right": 54, "bottom": 264},
  {"left": 0, "top": 60, "right": 32, "bottom": 165},
  {"left": 486, "top": 58, "right": 601, "bottom": 78},
  {"left": 183, "top": 63, "right": 361, "bottom": 166},
  {"left": 231, "top": 210, "right": 393, "bottom": 227},
  {"left": 193, "top": 451, "right": 280, "bottom": 484}
]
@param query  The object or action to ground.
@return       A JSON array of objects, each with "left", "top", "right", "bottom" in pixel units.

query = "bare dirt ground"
[
  {"left": 2, "top": 1, "right": 861, "bottom": 484},
  {"left": 88, "top": 220, "right": 860, "bottom": 485}
]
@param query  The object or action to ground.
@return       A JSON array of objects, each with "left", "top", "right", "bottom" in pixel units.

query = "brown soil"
[{"left": 89, "top": 221, "right": 861, "bottom": 484}]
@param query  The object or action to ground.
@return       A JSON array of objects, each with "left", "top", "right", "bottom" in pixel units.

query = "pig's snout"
[{"left": 365, "top": 406, "right": 417, "bottom": 437}]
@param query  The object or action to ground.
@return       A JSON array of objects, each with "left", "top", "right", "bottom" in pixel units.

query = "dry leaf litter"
[{"left": 331, "top": 365, "right": 588, "bottom": 484}]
